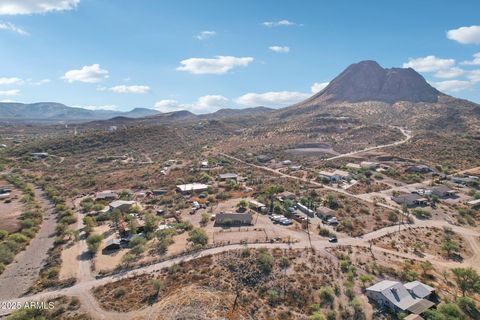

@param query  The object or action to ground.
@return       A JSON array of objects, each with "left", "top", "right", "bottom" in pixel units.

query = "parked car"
[{"left": 328, "top": 237, "right": 338, "bottom": 243}]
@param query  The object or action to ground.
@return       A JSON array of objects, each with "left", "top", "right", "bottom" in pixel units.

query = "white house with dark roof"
[
  {"left": 176, "top": 183, "right": 209, "bottom": 194},
  {"left": 217, "top": 173, "right": 238, "bottom": 181},
  {"left": 366, "top": 280, "right": 435, "bottom": 315}
]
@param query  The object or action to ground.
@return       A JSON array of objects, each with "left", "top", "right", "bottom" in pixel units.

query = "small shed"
[{"left": 103, "top": 239, "right": 121, "bottom": 253}]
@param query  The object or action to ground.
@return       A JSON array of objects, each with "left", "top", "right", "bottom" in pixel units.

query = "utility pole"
[{"left": 306, "top": 214, "right": 312, "bottom": 250}]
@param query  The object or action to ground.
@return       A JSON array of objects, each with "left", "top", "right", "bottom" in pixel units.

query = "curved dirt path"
[
  {"left": 0, "top": 188, "right": 57, "bottom": 300},
  {"left": 0, "top": 217, "right": 479, "bottom": 318},
  {"left": 326, "top": 126, "right": 412, "bottom": 161}
]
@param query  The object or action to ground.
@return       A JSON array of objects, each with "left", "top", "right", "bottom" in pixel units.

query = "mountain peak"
[{"left": 312, "top": 60, "right": 441, "bottom": 103}]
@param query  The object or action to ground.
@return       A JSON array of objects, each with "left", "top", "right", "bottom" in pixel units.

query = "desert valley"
[{"left": 0, "top": 60, "right": 479, "bottom": 320}]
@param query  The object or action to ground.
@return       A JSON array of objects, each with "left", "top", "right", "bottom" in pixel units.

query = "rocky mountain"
[
  {"left": 275, "top": 60, "right": 479, "bottom": 132},
  {"left": 0, "top": 102, "right": 160, "bottom": 123},
  {"left": 303, "top": 60, "right": 442, "bottom": 105}
]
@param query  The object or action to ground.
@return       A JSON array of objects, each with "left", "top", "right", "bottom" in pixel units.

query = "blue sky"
[{"left": 1, "top": 0, "right": 480, "bottom": 113}]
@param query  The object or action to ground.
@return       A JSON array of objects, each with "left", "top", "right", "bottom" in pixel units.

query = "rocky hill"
[{"left": 306, "top": 60, "right": 441, "bottom": 104}]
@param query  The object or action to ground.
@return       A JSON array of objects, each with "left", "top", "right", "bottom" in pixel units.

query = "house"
[
  {"left": 31, "top": 152, "right": 49, "bottom": 160},
  {"left": 346, "top": 163, "right": 361, "bottom": 170},
  {"left": 392, "top": 194, "right": 427, "bottom": 207},
  {"left": 102, "top": 239, "right": 121, "bottom": 252},
  {"left": 467, "top": 199, "right": 480, "bottom": 209},
  {"left": 109, "top": 200, "right": 137, "bottom": 213},
  {"left": 217, "top": 173, "right": 238, "bottom": 181},
  {"left": 297, "top": 202, "right": 315, "bottom": 217},
  {"left": 361, "top": 161, "right": 379, "bottom": 169},
  {"left": 176, "top": 183, "right": 209, "bottom": 194},
  {"left": 249, "top": 200, "right": 267, "bottom": 212},
  {"left": 318, "top": 170, "right": 351, "bottom": 182},
  {"left": 430, "top": 185, "right": 457, "bottom": 198},
  {"left": 277, "top": 191, "right": 296, "bottom": 201},
  {"left": 214, "top": 212, "right": 253, "bottom": 227},
  {"left": 406, "top": 165, "right": 433, "bottom": 173},
  {"left": 450, "top": 175, "right": 479, "bottom": 186},
  {"left": 94, "top": 190, "right": 118, "bottom": 201},
  {"left": 316, "top": 206, "right": 335, "bottom": 219},
  {"left": 366, "top": 280, "right": 435, "bottom": 315}
]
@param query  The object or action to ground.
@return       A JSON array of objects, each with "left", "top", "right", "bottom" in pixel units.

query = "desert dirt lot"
[
  {"left": 0, "top": 181, "right": 23, "bottom": 233},
  {"left": 371, "top": 226, "right": 475, "bottom": 261}
]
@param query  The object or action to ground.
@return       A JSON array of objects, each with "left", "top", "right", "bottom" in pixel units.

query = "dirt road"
[
  {"left": 326, "top": 127, "right": 412, "bottom": 161},
  {"left": 0, "top": 188, "right": 57, "bottom": 300}
]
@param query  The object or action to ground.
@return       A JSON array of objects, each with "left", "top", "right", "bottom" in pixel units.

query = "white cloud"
[
  {"left": 467, "top": 70, "right": 480, "bottom": 83},
  {"left": 0, "top": 0, "right": 80, "bottom": 15},
  {"left": 0, "top": 21, "right": 28, "bottom": 35},
  {"left": 177, "top": 56, "right": 254, "bottom": 75},
  {"left": 447, "top": 25, "right": 480, "bottom": 44},
  {"left": 196, "top": 30, "right": 216, "bottom": 40},
  {"left": 263, "top": 19, "right": 298, "bottom": 27},
  {"left": 80, "top": 104, "right": 119, "bottom": 111},
  {"left": 462, "top": 52, "right": 480, "bottom": 66},
  {"left": 432, "top": 80, "right": 473, "bottom": 92},
  {"left": 154, "top": 99, "right": 183, "bottom": 113},
  {"left": 0, "top": 77, "right": 23, "bottom": 85},
  {"left": 195, "top": 95, "right": 229, "bottom": 110},
  {"left": 62, "top": 64, "right": 109, "bottom": 83},
  {"left": 0, "top": 89, "right": 20, "bottom": 96},
  {"left": 403, "top": 56, "right": 455, "bottom": 72},
  {"left": 235, "top": 91, "right": 310, "bottom": 108},
  {"left": 269, "top": 46, "right": 290, "bottom": 53},
  {"left": 109, "top": 85, "right": 150, "bottom": 94},
  {"left": 31, "top": 78, "right": 50, "bottom": 85},
  {"left": 154, "top": 95, "right": 229, "bottom": 113},
  {"left": 434, "top": 67, "right": 464, "bottom": 79},
  {"left": 311, "top": 82, "right": 329, "bottom": 93}
]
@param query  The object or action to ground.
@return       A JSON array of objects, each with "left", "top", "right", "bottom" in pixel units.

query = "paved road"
[{"left": 0, "top": 188, "right": 57, "bottom": 300}]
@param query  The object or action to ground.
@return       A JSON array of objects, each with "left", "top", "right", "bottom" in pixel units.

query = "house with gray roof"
[
  {"left": 391, "top": 194, "right": 428, "bottom": 207},
  {"left": 366, "top": 280, "right": 435, "bottom": 315},
  {"left": 109, "top": 200, "right": 138, "bottom": 213},
  {"left": 430, "top": 185, "right": 457, "bottom": 198}
]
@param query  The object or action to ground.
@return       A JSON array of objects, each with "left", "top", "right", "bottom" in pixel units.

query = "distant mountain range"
[
  {"left": 0, "top": 102, "right": 160, "bottom": 123},
  {"left": 0, "top": 102, "right": 275, "bottom": 124},
  {"left": 2, "top": 60, "right": 479, "bottom": 133}
]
